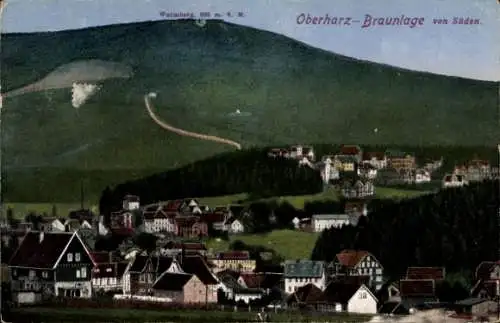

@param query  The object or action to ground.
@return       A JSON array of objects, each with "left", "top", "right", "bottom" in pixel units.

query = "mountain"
[{"left": 1, "top": 19, "right": 498, "bottom": 202}]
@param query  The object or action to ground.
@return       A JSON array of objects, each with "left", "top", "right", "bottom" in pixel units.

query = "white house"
[
  {"left": 320, "top": 157, "right": 340, "bottom": 184},
  {"left": 216, "top": 271, "right": 264, "bottom": 304},
  {"left": 362, "top": 152, "right": 387, "bottom": 170},
  {"left": 311, "top": 214, "right": 351, "bottom": 232},
  {"left": 226, "top": 218, "right": 244, "bottom": 234},
  {"left": 442, "top": 174, "right": 468, "bottom": 188},
  {"left": 284, "top": 260, "right": 326, "bottom": 294},
  {"left": 415, "top": 169, "right": 431, "bottom": 184},
  {"left": 346, "top": 284, "right": 378, "bottom": 314},
  {"left": 358, "top": 163, "right": 378, "bottom": 180},
  {"left": 122, "top": 195, "right": 140, "bottom": 211},
  {"left": 143, "top": 210, "right": 176, "bottom": 234},
  {"left": 329, "top": 250, "right": 384, "bottom": 291},
  {"left": 341, "top": 180, "right": 375, "bottom": 199},
  {"left": 51, "top": 219, "right": 66, "bottom": 232}
]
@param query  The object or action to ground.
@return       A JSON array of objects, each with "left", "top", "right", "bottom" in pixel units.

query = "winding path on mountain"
[{"left": 144, "top": 93, "right": 241, "bottom": 150}]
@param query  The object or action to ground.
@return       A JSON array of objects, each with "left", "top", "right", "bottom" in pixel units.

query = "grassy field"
[
  {"left": 9, "top": 307, "right": 372, "bottom": 323},
  {"left": 207, "top": 229, "right": 321, "bottom": 260},
  {"left": 4, "top": 185, "right": 430, "bottom": 219},
  {"left": 2, "top": 19, "right": 498, "bottom": 203}
]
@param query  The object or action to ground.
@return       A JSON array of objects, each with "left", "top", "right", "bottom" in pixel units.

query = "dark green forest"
[
  {"left": 101, "top": 148, "right": 323, "bottom": 211},
  {"left": 311, "top": 180, "right": 499, "bottom": 283}
]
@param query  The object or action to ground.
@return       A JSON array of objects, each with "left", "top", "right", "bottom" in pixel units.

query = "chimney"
[{"left": 39, "top": 231, "right": 44, "bottom": 243}]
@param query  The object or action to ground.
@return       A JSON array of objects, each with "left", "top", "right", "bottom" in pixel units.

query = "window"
[
  {"left": 29, "top": 270, "right": 35, "bottom": 278},
  {"left": 81, "top": 267, "right": 87, "bottom": 278},
  {"left": 67, "top": 253, "right": 73, "bottom": 262},
  {"left": 106, "top": 268, "right": 112, "bottom": 272},
  {"left": 76, "top": 269, "right": 81, "bottom": 278},
  {"left": 42, "top": 271, "right": 48, "bottom": 278},
  {"left": 75, "top": 253, "right": 81, "bottom": 262},
  {"left": 359, "top": 292, "right": 367, "bottom": 299}
]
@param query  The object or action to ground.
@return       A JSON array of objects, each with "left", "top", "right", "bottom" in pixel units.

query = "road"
[{"left": 144, "top": 93, "right": 241, "bottom": 150}]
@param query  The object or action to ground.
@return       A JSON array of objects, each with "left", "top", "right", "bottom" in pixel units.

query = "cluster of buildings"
[
  {"left": 268, "top": 144, "right": 498, "bottom": 193},
  {"left": 7, "top": 231, "right": 499, "bottom": 320}
]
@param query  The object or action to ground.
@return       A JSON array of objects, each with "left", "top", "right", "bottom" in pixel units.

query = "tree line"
[
  {"left": 311, "top": 180, "right": 499, "bottom": 285},
  {"left": 99, "top": 148, "right": 323, "bottom": 212}
]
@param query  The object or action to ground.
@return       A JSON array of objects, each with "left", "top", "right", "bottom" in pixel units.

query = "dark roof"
[
  {"left": 181, "top": 256, "right": 218, "bottom": 285},
  {"left": 340, "top": 145, "right": 362, "bottom": 155},
  {"left": 471, "top": 279, "right": 498, "bottom": 298},
  {"left": 90, "top": 252, "right": 113, "bottom": 264},
  {"left": 150, "top": 256, "right": 175, "bottom": 273},
  {"left": 92, "top": 262, "right": 128, "bottom": 278},
  {"left": 175, "top": 216, "right": 200, "bottom": 227},
  {"left": 287, "top": 284, "right": 324, "bottom": 304},
  {"left": 456, "top": 298, "right": 488, "bottom": 306},
  {"left": 322, "top": 281, "right": 364, "bottom": 304},
  {"left": 216, "top": 269, "right": 241, "bottom": 280},
  {"left": 68, "top": 209, "right": 94, "bottom": 219},
  {"left": 203, "top": 212, "right": 226, "bottom": 223},
  {"left": 129, "top": 255, "right": 149, "bottom": 273},
  {"left": 153, "top": 272, "right": 192, "bottom": 291},
  {"left": 284, "top": 260, "right": 324, "bottom": 278},
  {"left": 406, "top": 267, "right": 445, "bottom": 280},
  {"left": 399, "top": 279, "right": 435, "bottom": 297},
  {"left": 9, "top": 231, "right": 75, "bottom": 269},
  {"left": 164, "top": 241, "right": 206, "bottom": 250},
  {"left": 475, "top": 261, "right": 498, "bottom": 280},
  {"left": 124, "top": 195, "right": 140, "bottom": 202}
]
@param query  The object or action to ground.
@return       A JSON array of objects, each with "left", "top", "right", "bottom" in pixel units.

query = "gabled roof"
[
  {"left": 9, "top": 231, "right": 95, "bottom": 269},
  {"left": 335, "top": 250, "right": 369, "bottom": 268},
  {"left": 181, "top": 256, "right": 218, "bottom": 285},
  {"left": 406, "top": 267, "right": 445, "bottom": 280},
  {"left": 340, "top": 145, "right": 362, "bottom": 156},
  {"left": 239, "top": 272, "right": 283, "bottom": 290},
  {"left": 128, "top": 255, "right": 149, "bottom": 273},
  {"left": 399, "top": 279, "right": 435, "bottom": 297},
  {"left": 312, "top": 214, "right": 349, "bottom": 221},
  {"left": 163, "top": 241, "right": 207, "bottom": 251},
  {"left": 287, "top": 283, "right": 324, "bottom": 304},
  {"left": 284, "top": 260, "right": 324, "bottom": 278},
  {"left": 475, "top": 261, "right": 499, "bottom": 280},
  {"left": 153, "top": 272, "right": 192, "bottom": 291},
  {"left": 322, "top": 281, "right": 370, "bottom": 304}
]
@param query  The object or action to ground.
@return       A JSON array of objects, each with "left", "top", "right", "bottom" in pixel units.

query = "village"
[{"left": 1, "top": 144, "right": 499, "bottom": 321}]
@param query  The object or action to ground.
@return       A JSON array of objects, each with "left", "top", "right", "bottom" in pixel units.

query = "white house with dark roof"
[
  {"left": 284, "top": 260, "right": 326, "bottom": 294},
  {"left": 9, "top": 231, "right": 96, "bottom": 304},
  {"left": 122, "top": 195, "right": 140, "bottom": 211},
  {"left": 311, "top": 214, "right": 351, "bottom": 232}
]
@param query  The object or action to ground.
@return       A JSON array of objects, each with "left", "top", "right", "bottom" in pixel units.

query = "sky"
[{"left": 1, "top": 0, "right": 499, "bottom": 81}]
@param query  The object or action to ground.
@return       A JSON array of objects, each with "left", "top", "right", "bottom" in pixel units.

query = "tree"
[
  {"left": 99, "top": 186, "right": 114, "bottom": 225},
  {"left": 51, "top": 204, "right": 58, "bottom": 218},
  {"left": 134, "top": 233, "right": 158, "bottom": 252}
]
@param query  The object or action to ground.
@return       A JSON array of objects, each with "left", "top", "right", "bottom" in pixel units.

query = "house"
[
  {"left": 64, "top": 219, "right": 92, "bottom": 232},
  {"left": 344, "top": 201, "right": 368, "bottom": 217},
  {"left": 237, "top": 272, "right": 283, "bottom": 295},
  {"left": 385, "top": 150, "right": 416, "bottom": 170},
  {"left": 339, "top": 145, "right": 363, "bottom": 163},
  {"left": 415, "top": 169, "right": 431, "bottom": 184},
  {"left": 122, "top": 195, "right": 140, "bottom": 211},
  {"left": 175, "top": 255, "right": 219, "bottom": 303},
  {"left": 9, "top": 231, "right": 96, "bottom": 304},
  {"left": 363, "top": 152, "right": 387, "bottom": 169},
  {"left": 311, "top": 214, "right": 351, "bottom": 232},
  {"left": 335, "top": 155, "right": 358, "bottom": 173},
  {"left": 91, "top": 252, "right": 128, "bottom": 293},
  {"left": 210, "top": 251, "right": 256, "bottom": 273},
  {"left": 289, "top": 145, "right": 315, "bottom": 161},
  {"left": 143, "top": 209, "right": 176, "bottom": 234},
  {"left": 322, "top": 281, "right": 378, "bottom": 314},
  {"left": 216, "top": 270, "right": 264, "bottom": 303},
  {"left": 319, "top": 156, "right": 341, "bottom": 184},
  {"left": 399, "top": 279, "right": 437, "bottom": 309},
  {"left": 284, "top": 260, "right": 326, "bottom": 294},
  {"left": 357, "top": 163, "right": 377, "bottom": 180},
  {"left": 454, "top": 297, "right": 496, "bottom": 318},
  {"left": 225, "top": 217, "right": 245, "bottom": 234},
  {"left": 341, "top": 179, "right": 375, "bottom": 199},
  {"left": 160, "top": 241, "right": 207, "bottom": 257},
  {"left": 175, "top": 216, "right": 208, "bottom": 238},
  {"left": 202, "top": 211, "right": 228, "bottom": 232},
  {"left": 40, "top": 218, "right": 65, "bottom": 233},
  {"left": 406, "top": 267, "right": 445, "bottom": 281},
  {"left": 122, "top": 255, "right": 184, "bottom": 295},
  {"left": 442, "top": 174, "right": 468, "bottom": 188},
  {"left": 328, "top": 249, "right": 384, "bottom": 291},
  {"left": 470, "top": 261, "right": 500, "bottom": 299},
  {"left": 110, "top": 210, "right": 134, "bottom": 230},
  {"left": 287, "top": 283, "right": 325, "bottom": 309}
]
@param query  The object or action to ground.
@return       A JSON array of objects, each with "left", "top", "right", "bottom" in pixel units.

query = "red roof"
[
  {"left": 340, "top": 145, "right": 362, "bottom": 156},
  {"left": 288, "top": 283, "right": 324, "bottom": 304},
  {"left": 336, "top": 250, "right": 369, "bottom": 268},
  {"left": 165, "top": 200, "right": 183, "bottom": 211},
  {"left": 175, "top": 216, "right": 200, "bottom": 227},
  {"left": 399, "top": 279, "right": 435, "bottom": 297},
  {"left": 406, "top": 267, "right": 445, "bottom": 280},
  {"left": 216, "top": 251, "right": 250, "bottom": 260},
  {"left": 111, "top": 227, "right": 135, "bottom": 236},
  {"left": 9, "top": 232, "right": 77, "bottom": 269}
]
